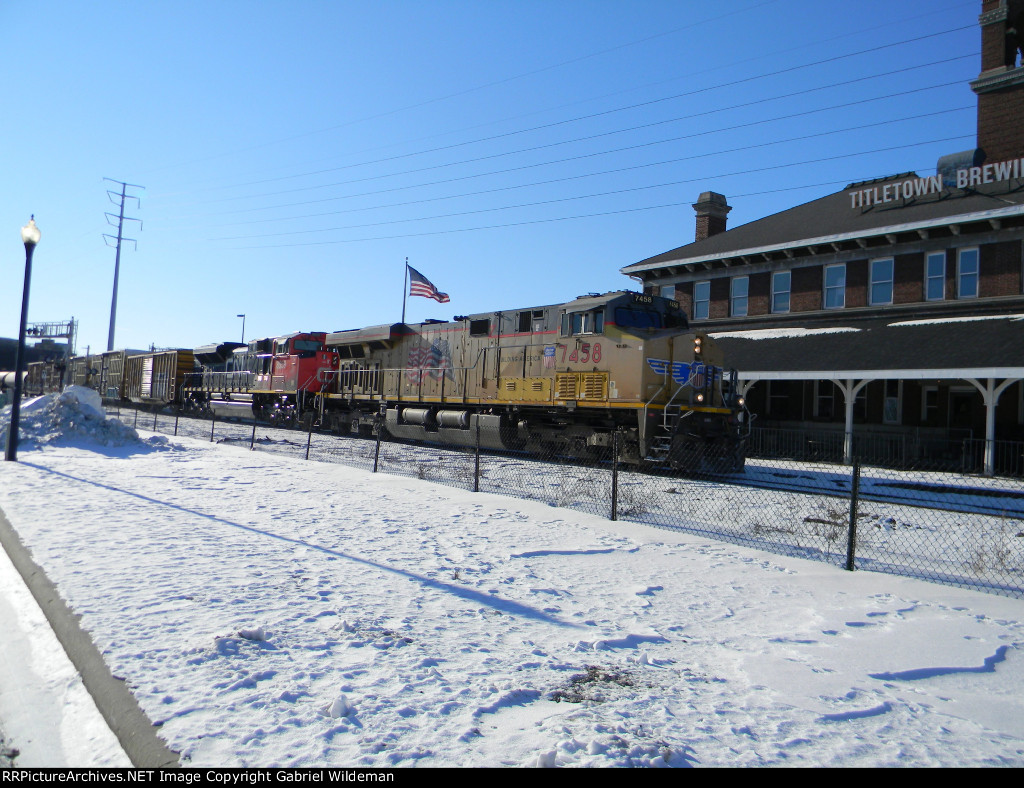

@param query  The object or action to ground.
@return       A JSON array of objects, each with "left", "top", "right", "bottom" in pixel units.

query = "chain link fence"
[{"left": 107, "top": 404, "right": 1024, "bottom": 601}]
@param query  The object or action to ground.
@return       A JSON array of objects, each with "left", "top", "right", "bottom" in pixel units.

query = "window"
[
  {"left": 730, "top": 276, "right": 749, "bottom": 317},
  {"left": 614, "top": 307, "right": 661, "bottom": 329},
  {"left": 771, "top": 271, "right": 791, "bottom": 313},
  {"left": 883, "top": 379, "right": 902, "bottom": 425},
  {"left": 517, "top": 310, "right": 544, "bottom": 333},
  {"left": 469, "top": 319, "right": 490, "bottom": 336},
  {"left": 958, "top": 248, "right": 979, "bottom": 298},
  {"left": 925, "top": 252, "right": 945, "bottom": 300},
  {"left": 870, "top": 258, "right": 893, "bottom": 305},
  {"left": 693, "top": 281, "right": 710, "bottom": 320},
  {"left": 766, "top": 381, "right": 792, "bottom": 419},
  {"left": 922, "top": 385, "right": 938, "bottom": 425},
  {"left": 563, "top": 311, "right": 604, "bottom": 336},
  {"left": 659, "top": 285, "right": 675, "bottom": 300},
  {"left": 824, "top": 264, "right": 846, "bottom": 309},
  {"left": 814, "top": 381, "right": 835, "bottom": 419}
]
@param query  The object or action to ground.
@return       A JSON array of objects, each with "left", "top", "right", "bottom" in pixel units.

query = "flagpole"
[{"left": 401, "top": 257, "right": 408, "bottom": 324}]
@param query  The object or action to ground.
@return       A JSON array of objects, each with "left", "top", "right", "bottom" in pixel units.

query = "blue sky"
[{"left": 0, "top": 0, "right": 980, "bottom": 354}]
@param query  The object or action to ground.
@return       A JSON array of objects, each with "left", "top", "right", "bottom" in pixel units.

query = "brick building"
[{"left": 620, "top": 1, "right": 1024, "bottom": 475}]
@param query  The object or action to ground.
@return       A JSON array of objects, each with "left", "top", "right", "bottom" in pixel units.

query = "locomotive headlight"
[
  {"left": 737, "top": 396, "right": 745, "bottom": 407},
  {"left": 695, "top": 392, "right": 705, "bottom": 403},
  {"left": 693, "top": 336, "right": 702, "bottom": 355}
]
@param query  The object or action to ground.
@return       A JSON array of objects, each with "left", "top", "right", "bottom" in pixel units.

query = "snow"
[
  {"left": 888, "top": 314, "right": 1024, "bottom": 327},
  {"left": 708, "top": 327, "right": 861, "bottom": 340},
  {"left": 0, "top": 391, "right": 1023, "bottom": 767}
]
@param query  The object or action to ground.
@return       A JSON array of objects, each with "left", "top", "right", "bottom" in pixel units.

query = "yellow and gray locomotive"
[{"left": 317, "top": 290, "right": 748, "bottom": 471}]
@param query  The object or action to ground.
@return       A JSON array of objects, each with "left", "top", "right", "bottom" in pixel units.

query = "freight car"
[
  {"left": 18, "top": 347, "right": 195, "bottom": 408},
  {"left": 184, "top": 290, "right": 749, "bottom": 471}
]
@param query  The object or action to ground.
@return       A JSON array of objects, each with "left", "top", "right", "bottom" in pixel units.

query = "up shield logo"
[{"left": 647, "top": 358, "right": 708, "bottom": 387}]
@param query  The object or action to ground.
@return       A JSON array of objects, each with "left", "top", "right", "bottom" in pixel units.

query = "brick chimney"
[
  {"left": 693, "top": 191, "right": 731, "bottom": 242},
  {"left": 972, "top": 0, "right": 1024, "bottom": 162}
]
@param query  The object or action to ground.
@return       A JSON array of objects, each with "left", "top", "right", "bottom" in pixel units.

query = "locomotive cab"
[{"left": 261, "top": 332, "right": 337, "bottom": 394}]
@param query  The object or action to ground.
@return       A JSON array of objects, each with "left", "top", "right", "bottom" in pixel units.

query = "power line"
[
  {"left": 142, "top": 0, "right": 786, "bottom": 179},
  {"left": 223, "top": 134, "right": 975, "bottom": 249},
  {"left": 210, "top": 79, "right": 970, "bottom": 224},
  {"left": 214, "top": 107, "right": 973, "bottom": 241},
  {"left": 201, "top": 23, "right": 974, "bottom": 203},
  {"left": 208, "top": 55, "right": 973, "bottom": 210}
]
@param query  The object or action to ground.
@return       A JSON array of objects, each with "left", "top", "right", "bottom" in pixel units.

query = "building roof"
[
  {"left": 709, "top": 313, "right": 1024, "bottom": 381},
  {"left": 622, "top": 173, "right": 1024, "bottom": 275}
]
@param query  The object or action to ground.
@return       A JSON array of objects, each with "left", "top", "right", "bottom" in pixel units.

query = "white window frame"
[
  {"left": 693, "top": 280, "right": 710, "bottom": 321},
  {"left": 771, "top": 271, "right": 791, "bottom": 313},
  {"left": 869, "top": 257, "right": 894, "bottom": 305},
  {"left": 921, "top": 385, "right": 939, "bottom": 424},
  {"left": 814, "top": 380, "right": 835, "bottom": 419},
  {"left": 766, "top": 380, "right": 789, "bottom": 417},
  {"left": 957, "top": 248, "right": 979, "bottom": 299},
  {"left": 883, "top": 379, "right": 903, "bottom": 425},
  {"left": 925, "top": 251, "right": 946, "bottom": 301},
  {"left": 730, "top": 276, "right": 749, "bottom": 317},
  {"left": 824, "top": 264, "right": 846, "bottom": 309}
]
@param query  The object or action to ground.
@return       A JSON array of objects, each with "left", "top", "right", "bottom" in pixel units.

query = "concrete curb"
[{"left": 0, "top": 503, "right": 180, "bottom": 768}]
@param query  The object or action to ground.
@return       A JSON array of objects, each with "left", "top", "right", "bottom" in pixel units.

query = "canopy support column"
[
  {"left": 835, "top": 378, "right": 874, "bottom": 465},
  {"left": 964, "top": 377, "right": 1016, "bottom": 476}
]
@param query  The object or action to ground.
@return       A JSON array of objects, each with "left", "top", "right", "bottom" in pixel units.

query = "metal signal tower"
[{"left": 103, "top": 178, "right": 144, "bottom": 351}]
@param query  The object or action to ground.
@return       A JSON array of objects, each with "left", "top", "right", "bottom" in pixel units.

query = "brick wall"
[
  {"left": 709, "top": 278, "right": 730, "bottom": 319},
  {"left": 846, "top": 259, "right": 868, "bottom": 309},
  {"left": 791, "top": 266, "right": 821, "bottom": 312},
  {"left": 982, "top": 239, "right": 1023, "bottom": 296},
  {"left": 977, "top": 90, "right": 1024, "bottom": 161},
  {"left": 748, "top": 272, "right": 770, "bottom": 315},
  {"left": 894, "top": 252, "right": 924, "bottom": 303}
]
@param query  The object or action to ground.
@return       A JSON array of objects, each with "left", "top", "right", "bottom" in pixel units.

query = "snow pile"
[{"left": 0, "top": 386, "right": 152, "bottom": 449}]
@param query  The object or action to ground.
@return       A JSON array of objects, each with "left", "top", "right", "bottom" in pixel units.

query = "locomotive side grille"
[
  {"left": 580, "top": 372, "right": 608, "bottom": 401},
  {"left": 555, "top": 374, "right": 578, "bottom": 400}
]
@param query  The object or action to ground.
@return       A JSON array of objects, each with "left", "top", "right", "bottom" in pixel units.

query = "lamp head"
[{"left": 21, "top": 216, "right": 40, "bottom": 247}]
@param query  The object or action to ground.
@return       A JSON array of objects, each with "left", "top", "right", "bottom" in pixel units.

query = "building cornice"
[
  {"left": 622, "top": 202, "right": 1024, "bottom": 276},
  {"left": 971, "top": 65, "right": 1024, "bottom": 94}
]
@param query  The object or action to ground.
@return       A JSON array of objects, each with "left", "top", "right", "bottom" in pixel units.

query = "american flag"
[
  {"left": 408, "top": 265, "right": 450, "bottom": 303},
  {"left": 406, "top": 341, "right": 454, "bottom": 382}
]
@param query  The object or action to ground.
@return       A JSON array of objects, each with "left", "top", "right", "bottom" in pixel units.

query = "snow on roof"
[
  {"left": 889, "top": 314, "right": 1024, "bottom": 327},
  {"left": 708, "top": 326, "right": 861, "bottom": 341}
]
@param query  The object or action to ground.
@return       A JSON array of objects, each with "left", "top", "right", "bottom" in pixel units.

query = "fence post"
[
  {"left": 153, "top": 409, "right": 158, "bottom": 431},
  {"left": 373, "top": 402, "right": 385, "bottom": 473},
  {"left": 845, "top": 460, "right": 861, "bottom": 571},
  {"left": 174, "top": 405, "right": 179, "bottom": 437},
  {"left": 133, "top": 408, "right": 139, "bottom": 429},
  {"left": 305, "top": 418, "right": 313, "bottom": 460},
  {"left": 210, "top": 413, "right": 216, "bottom": 443},
  {"left": 474, "top": 415, "right": 481, "bottom": 493},
  {"left": 250, "top": 419, "right": 257, "bottom": 451},
  {"left": 610, "top": 431, "right": 619, "bottom": 521}
]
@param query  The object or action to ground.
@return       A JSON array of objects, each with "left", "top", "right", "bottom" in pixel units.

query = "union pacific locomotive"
[{"left": 17, "top": 290, "right": 749, "bottom": 471}]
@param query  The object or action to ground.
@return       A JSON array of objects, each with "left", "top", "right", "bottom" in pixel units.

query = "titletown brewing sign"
[{"left": 849, "top": 156, "right": 1024, "bottom": 209}]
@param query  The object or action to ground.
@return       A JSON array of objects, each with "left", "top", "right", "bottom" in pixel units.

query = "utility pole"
[{"left": 103, "top": 178, "right": 144, "bottom": 351}]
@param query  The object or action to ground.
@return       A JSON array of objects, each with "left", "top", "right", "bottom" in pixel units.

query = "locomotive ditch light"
[
  {"left": 737, "top": 396, "right": 745, "bottom": 407},
  {"left": 696, "top": 392, "right": 705, "bottom": 403},
  {"left": 693, "top": 336, "right": 702, "bottom": 355}
]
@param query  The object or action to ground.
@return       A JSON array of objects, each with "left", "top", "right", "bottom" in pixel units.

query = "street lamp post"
[
  {"left": 237, "top": 314, "right": 246, "bottom": 344},
  {"left": 6, "top": 217, "right": 41, "bottom": 462}
]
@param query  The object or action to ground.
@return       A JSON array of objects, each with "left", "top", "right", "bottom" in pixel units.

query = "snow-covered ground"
[{"left": 0, "top": 389, "right": 1022, "bottom": 767}]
